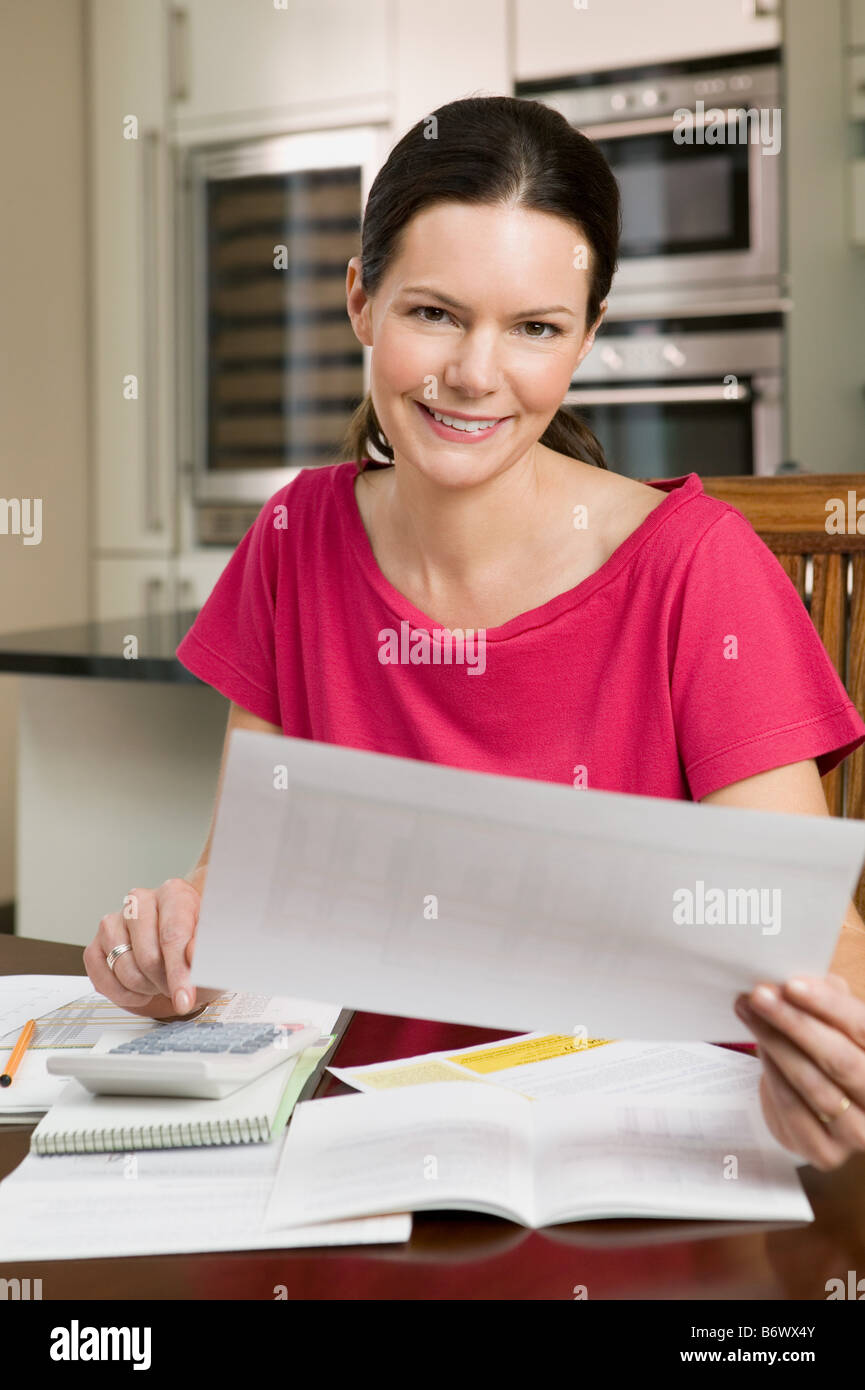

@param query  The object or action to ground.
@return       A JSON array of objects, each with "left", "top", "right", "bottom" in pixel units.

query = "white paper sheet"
[
  {"left": 192, "top": 731, "right": 865, "bottom": 1039},
  {"left": 0, "top": 1137, "right": 411, "bottom": 1260},
  {"left": 329, "top": 1035, "right": 763, "bottom": 1102},
  {"left": 0, "top": 976, "right": 96, "bottom": 1044}
]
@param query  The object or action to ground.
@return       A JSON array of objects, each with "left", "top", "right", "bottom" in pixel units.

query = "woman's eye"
[
  {"left": 414, "top": 306, "right": 453, "bottom": 324},
  {"left": 521, "top": 321, "right": 561, "bottom": 338}
]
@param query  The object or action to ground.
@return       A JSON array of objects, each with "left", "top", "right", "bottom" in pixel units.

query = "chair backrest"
[{"left": 700, "top": 475, "right": 865, "bottom": 921}]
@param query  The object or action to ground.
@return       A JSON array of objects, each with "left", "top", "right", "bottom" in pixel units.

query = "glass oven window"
[
  {"left": 205, "top": 166, "right": 364, "bottom": 471},
  {"left": 566, "top": 390, "right": 753, "bottom": 479},
  {"left": 595, "top": 124, "right": 750, "bottom": 259}
]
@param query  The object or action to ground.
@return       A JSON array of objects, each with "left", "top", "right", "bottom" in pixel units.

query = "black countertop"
[{"left": 0, "top": 611, "right": 202, "bottom": 681}]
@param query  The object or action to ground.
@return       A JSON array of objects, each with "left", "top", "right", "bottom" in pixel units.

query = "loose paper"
[{"left": 192, "top": 731, "right": 865, "bottom": 1039}]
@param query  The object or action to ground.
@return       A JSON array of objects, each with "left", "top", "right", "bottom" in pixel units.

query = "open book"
[{"left": 266, "top": 1081, "right": 813, "bottom": 1230}]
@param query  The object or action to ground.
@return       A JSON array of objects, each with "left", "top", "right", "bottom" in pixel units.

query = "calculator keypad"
[{"left": 110, "top": 1022, "right": 280, "bottom": 1056}]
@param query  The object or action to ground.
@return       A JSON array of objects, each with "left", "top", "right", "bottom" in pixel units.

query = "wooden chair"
[{"left": 700, "top": 475, "right": 865, "bottom": 922}]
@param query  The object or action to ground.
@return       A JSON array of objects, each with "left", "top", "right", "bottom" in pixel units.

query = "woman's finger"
[
  {"left": 777, "top": 973, "right": 865, "bottom": 1048},
  {"left": 737, "top": 1000, "right": 865, "bottom": 1153},
  {"left": 758, "top": 1047, "right": 852, "bottom": 1171},
  {"left": 118, "top": 888, "right": 170, "bottom": 997},
  {"left": 95, "top": 909, "right": 158, "bottom": 998},
  {"left": 83, "top": 932, "right": 157, "bottom": 1011},
  {"left": 155, "top": 878, "right": 199, "bottom": 1016},
  {"left": 740, "top": 983, "right": 865, "bottom": 1112}
]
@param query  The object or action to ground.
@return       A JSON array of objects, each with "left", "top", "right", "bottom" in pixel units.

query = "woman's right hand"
[{"left": 83, "top": 877, "right": 205, "bottom": 1020}]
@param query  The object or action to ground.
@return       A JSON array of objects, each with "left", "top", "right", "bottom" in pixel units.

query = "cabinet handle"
[
  {"left": 170, "top": 8, "right": 190, "bottom": 104},
  {"left": 176, "top": 576, "right": 195, "bottom": 610},
  {"left": 741, "top": 0, "right": 779, "bottom": 15},
  {"left": 144, "top": 576, "right": 165, "bottom": 618},
  {"left": 141, "top": 129, "right": 164, "bottom": 533}
]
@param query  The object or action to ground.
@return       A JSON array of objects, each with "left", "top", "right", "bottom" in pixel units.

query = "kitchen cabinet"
[
  {"left": 175, "top": 551, "right": 234, "bottom": 611},
  {"left": 89, "top": 0, "right": 176, "bottom": 555},
  {"left": 391, "top": 0, "right": 510, "bottom": 135},
  {"left": 848, "top": 0, "right": 865, "bottom": 47},
  {"left": 171, "top": 0, "right": 390, "bottom": 139},
  {"left": 95, "top": 552, "right": 234, "bottom": 622},
  {"left": 514, "top": 0, "right": 782, "bottom": 81},
  {"left": 95, "top": 558, "right": 177, "bottom": 623}
]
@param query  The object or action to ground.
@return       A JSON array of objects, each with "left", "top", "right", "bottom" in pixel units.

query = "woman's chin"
[{"left": 393, "top": 432, "right": 520, "bottom": 489}]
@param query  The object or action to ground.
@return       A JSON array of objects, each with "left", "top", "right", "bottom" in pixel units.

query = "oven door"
[
  {"left": 563, "top": 374, "right": 782, "bottom": 480},
  {"left": 183, "top": 126, "right": 383, "bottom": 513},
  {"left": 583, "top": 109, "right": 781, "bottom": 312}
]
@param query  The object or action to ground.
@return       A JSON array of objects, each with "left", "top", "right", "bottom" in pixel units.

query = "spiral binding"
[{"left": 33, "top": 1114, "right": 269, "bottom": 1154}]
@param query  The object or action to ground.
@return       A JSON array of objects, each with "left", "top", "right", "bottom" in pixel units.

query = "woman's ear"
[
  {"left": 346, "top": 256, "right": 374, "bottom": 347},
  {"left": 575, "top": 298, "right": 608, "bottom": 365}
]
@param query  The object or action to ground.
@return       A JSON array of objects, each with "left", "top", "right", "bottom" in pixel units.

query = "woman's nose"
[{"left": 442, "top": 332, "right": 503, "bottom": 398}]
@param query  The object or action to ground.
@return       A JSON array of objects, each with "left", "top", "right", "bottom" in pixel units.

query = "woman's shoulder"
[
  {"left": 265, "top": 459, "right": 360, "bottom": 517},
  {"left": 554, "top": 456, "right": 670, "bottom": 552}
]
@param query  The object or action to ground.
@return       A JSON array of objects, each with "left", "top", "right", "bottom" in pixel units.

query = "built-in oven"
[
  {"left": 179, "top": 126, "right": 384, "bottom": 545},
  {"left": 517, "top": 50, "right": 784, "bottom": 317},
  {"left": 565, "top": 314, "right": 784, "bottom": 479}
]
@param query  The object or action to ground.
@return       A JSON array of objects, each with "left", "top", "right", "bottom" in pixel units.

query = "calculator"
[{"left": 46, "top": 1020, "right": 320, "bottom": 1099}]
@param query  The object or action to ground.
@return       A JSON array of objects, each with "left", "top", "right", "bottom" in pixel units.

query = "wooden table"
[{"left": 2, "top": 933, "right": 864, "bottom": 1301}]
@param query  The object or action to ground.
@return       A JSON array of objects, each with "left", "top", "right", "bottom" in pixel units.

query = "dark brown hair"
[{"left": 341, "top": 94, "right": 621, "bottom": 471}]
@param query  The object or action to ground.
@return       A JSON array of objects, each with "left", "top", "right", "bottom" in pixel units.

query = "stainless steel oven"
[
  {"left": 518, "top": 51, "right": 784, "bottom": 317},
  {"left": 180, "top": 126, "right": 383, "bottom": 545},
  {"left": 565, "top": 314, "right": 784, "bottom": 479}
]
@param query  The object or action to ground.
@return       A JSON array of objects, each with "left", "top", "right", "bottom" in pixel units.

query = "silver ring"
[{"left": 106, "top": 943, "right": 133, "bottom": 973}]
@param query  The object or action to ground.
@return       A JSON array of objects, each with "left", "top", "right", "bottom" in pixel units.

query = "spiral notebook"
[{"left": 29, "top": 1031, "right": 342, "bottom": 1155}]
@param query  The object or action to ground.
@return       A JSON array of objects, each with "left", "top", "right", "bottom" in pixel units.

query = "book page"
[
  {"left": 0, "top": 1138, "right": 410, "bottom": 1260},
  {"left": 266, "top": 1081, "right": 536, "bottom": 1229},
  {"left": 531, "top": 1093, "right": 813, "bottom": 1227}
]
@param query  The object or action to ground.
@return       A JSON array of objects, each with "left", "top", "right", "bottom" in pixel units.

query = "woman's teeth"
[{"left": 428, "top": 407, "right": 501, "bottom": 432}]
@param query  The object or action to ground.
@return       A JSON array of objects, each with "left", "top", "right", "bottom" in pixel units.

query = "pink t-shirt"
[{"left": 177, "top": 461, "right": 865, "bottom": 1056}]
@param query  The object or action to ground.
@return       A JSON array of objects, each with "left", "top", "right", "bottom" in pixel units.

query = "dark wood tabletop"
[{"left": 2, "top": 933, "right": 863, "bottom": 1301}]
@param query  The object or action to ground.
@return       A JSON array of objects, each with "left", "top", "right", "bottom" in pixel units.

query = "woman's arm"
[
  {"left": 700, "top": 758, "right": 865, "bottom": 1000},
  {"left": 183, "top": 700, "right": 284, "bottom": 896},
  {"left": 84, "top": 700, "right": 282, "bottom": 1018}
]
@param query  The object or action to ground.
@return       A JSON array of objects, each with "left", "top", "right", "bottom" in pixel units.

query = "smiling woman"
[
  {"left": 87, "top": 94, "right": 865, "bottom": 1174},
  {"left": 342, "top": 95, "right": 618, "bottom": 477}
]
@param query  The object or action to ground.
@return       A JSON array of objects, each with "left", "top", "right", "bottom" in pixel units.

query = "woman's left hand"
[{"left": 735, "top": 973, "right": 865, "bottom": 1170}]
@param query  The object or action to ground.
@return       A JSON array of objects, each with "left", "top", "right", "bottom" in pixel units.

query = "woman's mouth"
[{"left": 413, "top": 399, "right": 510, "bottom": 442}]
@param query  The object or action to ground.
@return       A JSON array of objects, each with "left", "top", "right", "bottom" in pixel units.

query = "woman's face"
[{"left": 346, "top": 201, "right": 605, "bottom": 489}]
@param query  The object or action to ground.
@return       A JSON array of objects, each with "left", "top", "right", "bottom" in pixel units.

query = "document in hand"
[
  {"left": 192, "top": 731, "right": 865, "bottom": 1039},
  {"left": 265, "top": 1082, "right": 812, "bottom": 1230}
]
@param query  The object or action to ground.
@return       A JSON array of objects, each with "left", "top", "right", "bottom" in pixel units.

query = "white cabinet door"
[
  {"left": 514, "top": 0, "right": 782, "bottom": 81},
  {"left": 90, "top": 0, "right": 175, "bottom": 553},
  {"left": 172, "top": 0, "right": 390, "bottom": 136},
  {"left": 95, "top": 557, "right": 177, "bottom": 623},
  {"left": 175, "top": 550, "right": 235, "bottom": 612},
  {"left": 392, "top": 0, "right": 510, "bottom": 135},
  {"left": 848, "top": 0, "right": 865, "bottom": 48}
]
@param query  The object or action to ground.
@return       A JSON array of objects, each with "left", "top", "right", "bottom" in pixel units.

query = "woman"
[{"left": 86, "top": 96, "right": 865, "bottom": 1172}]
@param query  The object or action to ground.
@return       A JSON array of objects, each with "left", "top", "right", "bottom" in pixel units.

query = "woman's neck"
[{"left": 368, "top": 444, "right": 595, "bottom": 596}]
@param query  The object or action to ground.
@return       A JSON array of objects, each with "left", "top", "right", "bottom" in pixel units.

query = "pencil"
[{"left": 0, "top": 1018, "right": 36, "bottom": 1087}]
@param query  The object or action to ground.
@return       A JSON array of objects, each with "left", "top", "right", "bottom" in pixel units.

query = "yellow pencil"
[{"left": 0, "top": 1018, "right": 36, "bottom": 1087}]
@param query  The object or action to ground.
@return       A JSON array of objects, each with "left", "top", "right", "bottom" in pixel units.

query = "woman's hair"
[{"left": 341, "top": 94, "right": 621, "bottom": 471}]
